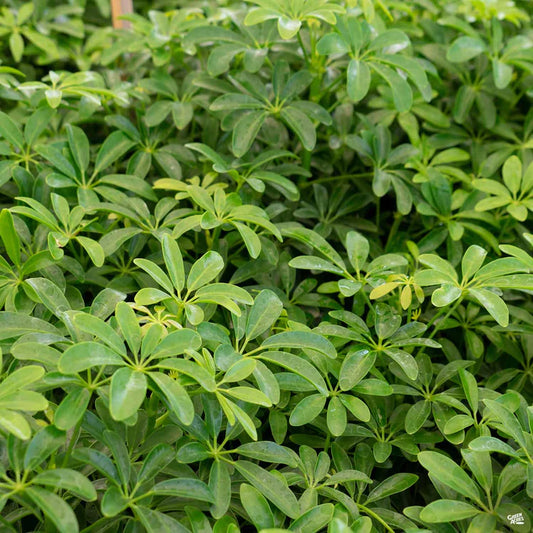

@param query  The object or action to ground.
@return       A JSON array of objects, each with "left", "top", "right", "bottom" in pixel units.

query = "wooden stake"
[{"left": 111, "top": 0, "right": 133, "bottom": 29}]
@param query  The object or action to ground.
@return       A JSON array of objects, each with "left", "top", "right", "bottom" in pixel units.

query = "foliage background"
[{"left": 0, "top": 0, "right": 532, "bottom": 532}]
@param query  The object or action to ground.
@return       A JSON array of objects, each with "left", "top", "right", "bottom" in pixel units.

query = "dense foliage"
[{"left": 0, "top": 0, "right": 532, "bottom": 531}]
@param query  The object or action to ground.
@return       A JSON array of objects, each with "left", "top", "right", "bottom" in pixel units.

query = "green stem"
[
  {"left": 323, "top": 432, "right": 331, "bottom": 453},
  {"left": 62, "top": 419, "right": 82, "bottom": 468},
  {"left": 297, "top": 32, "right": 310, "bottom": 65},
  {"left": 359, "top": 505, "right": 395, "bottom": 533},
  {"left": 427, "top": 297, "right": 463, "bottom": 340},
  {"left": 417, "top": 297, "right": 463, "bottom": 358},
  {"left": 385, "top": 213, "right": 402, "bottom": 251},
  {"left": 376, "top": 197, "right": 381, "bottom": 234}
]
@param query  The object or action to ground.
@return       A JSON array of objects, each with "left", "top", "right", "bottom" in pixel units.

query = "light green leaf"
[
  {"left": 25, "top": 488, "right": 78, "bottom": 532},
  {"left": 232, "top": 110, "right": 267, "bottom": 158},
  {"left": 110, "top": 367, "right": 147, "bottom": 421},
  {"left": 469, "top": 288, "right": 508, "bottom": 327},
  {"left": 280, "top": 106, "right": 316, "bottom": 151},
  {"left": 59, "top": 342, "right": 125, "bottom": 373},
  {"left": 94, "top": 131, "right": 134, "bottom": 174},
  {"left": 187, "top": 251, "right": 224, "bottom": 291},
  {"left": 240, "top": 483, "right": 275, "bottom": 530},
  {"left": 347, "top": 59, "right": 371, "bottom": 102},
  {"left": 418, "top": 451, "right": 482, "bottom": 502},
  {"left": 234, "top": 460, "right": 299, "bottom": 519},
  {"left": 33, "top": 469, "right": 96, "bottom": 501},
  {"left": 261, "top": 331, "right": 336, "bottom": 359},
  {"left": 420, "top": 500, "right": 480, "bottom": 522},
  {"left": 447, "top": 36, "right": 486, "bottom": 62}
]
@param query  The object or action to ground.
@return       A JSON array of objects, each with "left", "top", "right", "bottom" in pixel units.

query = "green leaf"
[
  {"left": 33, "top": 469, "right": 96, "bottom": 501},
  {"left": 502, "top": 155, "right": 522, "bottom": 195},
  {"left": 158, "top": 358, "right": 215, "bottom": 391},
  {"left": 187, "top": 251, "right": 224, "bottom": 291},
  {"left": 289, "top": 504, "right": 334, "bottom": 533},
  {"left": 110, "top": 367, "right": 147, "bottom": 421},
  {"left": 346, "top": 231, "right": 369, "bottom": 272},
  {"left": 461, "top": 450, "right": 492, "bottom": 493},
  {"left": 138, "top": 444, "right": 174, "bottom": 484},
  {"left": 0, "top": 111, "right": 24, "bottom": 149},
  {"left": 240, "top": 483, "right": 275, "bottom": 530},
  {"left": 152, "top": 329, "right": 202, "bottom": 358},
  {"left": 347, "top": 59, "right": 371, "bottom": 102},
  {"left": 162, "top": 234, "right": 185, "bottom": 293},
  {"left": 172, "top": 101, "right": 194, "bottom": 129},
  {"left": 54, "top": 388, "right": 91, "bottom": 430},
  {"left": 447, "top": 36, "right": 486, "bottom": 62},
  {"left": 234, "top": 460, "right": 299, "bottom": 519},
  {"left": 24, "top": 425, "right": 65, "bottom": 470},
  {"left": 26, "top": 487, "right": 79, "bottom": 533},
  {"left": 280, "top": 106, "right": 317, "bottom": 151},
  {"left": 418, "top": 451, "right": 482, "bottom": 502},
  {"left": 468, "top": 437, "right": 521, "bottom": 459},
  {"left": 385, "top": 348, "right": 418, "bottom": 380},
  {"left": 134, "top": 506, "right": 190, "bottom": 533},
  {"left": 339, "top": 395, "right": 370, "bottom": 422},
  {"left": 258, "top": 351, "right": 328, "bottom": 395},
  {"left": 73, "top": 313, "right": 125, "bottom": 354},
  {"left": 145, "top": 100, "right": 172, "bottom": 127},
  {"left": 66, "top": 124, "right": 90, "bottom": 173},
  {"left": 0, "top": 209, "right": 21, "bottom": 266},
  {"left": 236, "top": 442, "right": 298, "bottom": 467},
  {"left": 59, "top": 342, "right": 125, "bottom": 373},
  {"left": 209, "top": 460, "right": 231, "bottom": 519},
  {"left": 365, "top": 473, "right": 418, "bottom": 503},
  {"left": 339, "top": 349, "right": 376, "bottom": 390},
  {"left": 420, "top": 500, "right": 480, "bottom": 522},
  {"left": 76, "top": 236, "right": 105, "bottom": 266},
  {"left": 316, "top": 33, "right": 350, "bottom": 55},
  {"left": 290, "top": 394, "right": 327, "bottom": 426},
  {"left": 405, "top": 400, "right": 431, "bottom": 434},
  {"left": 134, "top": 258, "right": 175, "bottom": 294},
  {"left": 101, "top": 486, "right": 130, "bottom": 517},
  {"left": 103, "top": 430, "right": 131, "bottom": 486},
  {"left": 459, "top": 368, "right": 478, "bottom": 414},
  {"left": 115, "top": 302, "right": 141, "bottom": 356},
  {"left": 246, "top": 290, "right": 283, "bottom": 340},
  {"left": 431, "top": 284, "right": 462, "bottom": 307},
  {"left": 462, "top": 245, "right": 487, "bottom": 280},
  {"left": 371, "top": 63, "right": 412, "bottom": 112},
  {"left": 327, "top": 396, "right": 347, "bottom": 436},
  {"left": 468, "top": 513, "right": 498, "bottom": 533},
  {"left": 289, "top": 255, "right": 344, "bottom": 274},
  {"left": 152, "top": 478, "right": 213, "bottom": 502},
  {"left": 222, "top": 359, "right": 257, "bottom": 383},
  {"left": 94, "top": 131, "right": 134, "bottom": 174},
  {"left": 149, "top": 371, "right": 194, "bottom": 425},
  {"left": 25, "top": 278, "right": 70, "bottom": 317},
  {"left": 281, "top": 226, "right": 346, "bottom": 269},
  {"left": 232, "top": 110, "right": 267, "bottom": 158},
  {"left": 469, "top": 288, "right": 509, "bottom": 327},
  {"left": 483, "top": 399, "right": 527, "bottom": 449},
  {"left": 36, "top": 144, "right": 78, "bottom": 179},
  {"left": 0, "top": 410, "right": 31, "bottom": 440},
  {"left": 9, "top": 31, "right": 24, "bottom": 62},
  {"left": 0, "top": 365, "right": 45, "bottom": 396},
  {"left": 24, "top": 108, "right": 55, "bottom": 146},
  {"left": 223, "top": 386, "right": 272, "bottom": 406},
  {"left": 261, "top": 331, "right": 336, "bottom": 359}
]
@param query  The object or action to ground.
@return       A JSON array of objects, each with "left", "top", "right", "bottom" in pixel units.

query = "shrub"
[{"left": 0, "top": 1, "right": 532, "bottom": 532}]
